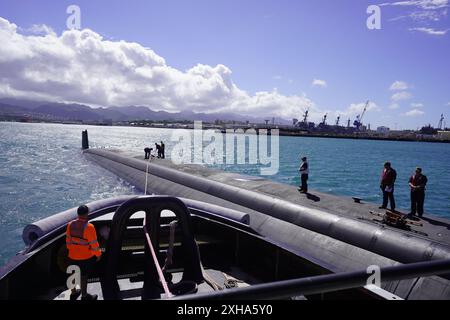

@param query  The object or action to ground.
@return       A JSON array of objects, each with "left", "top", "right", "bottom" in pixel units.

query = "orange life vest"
[{"left": 66, "top": 218, "right": 101, "bottom": 260}]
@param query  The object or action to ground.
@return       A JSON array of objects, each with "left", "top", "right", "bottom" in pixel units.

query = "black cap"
[
  {"left": 301, "top": 156, "right": 307, "bottom": 161},
  {"left": 77, "top": 205, "right": 89, "bottom": 216}
]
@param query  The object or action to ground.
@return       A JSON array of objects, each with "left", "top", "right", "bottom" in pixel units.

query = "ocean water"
[{"left": 1, "top": 121, "right": 450, "bottom": 266}]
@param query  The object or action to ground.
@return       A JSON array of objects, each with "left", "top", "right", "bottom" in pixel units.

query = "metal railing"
[{"left": 171, "top": 258, "right": 450, "bottom": 300}]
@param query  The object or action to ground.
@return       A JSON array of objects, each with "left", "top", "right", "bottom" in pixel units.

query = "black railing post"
[{"left": 172, "top": 258, "right": 450, "bottom": 300}]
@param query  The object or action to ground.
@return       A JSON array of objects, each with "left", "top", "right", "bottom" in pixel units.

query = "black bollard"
[{"left": 82, "top": 130, "right": 89, "bottom": 150}]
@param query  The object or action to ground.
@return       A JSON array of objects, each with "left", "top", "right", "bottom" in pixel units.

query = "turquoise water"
[{"left": 1, "top": 122, "right": 450, "bottom": 266}]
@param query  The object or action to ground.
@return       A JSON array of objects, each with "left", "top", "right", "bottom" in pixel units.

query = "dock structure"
[{"left": 84, "top": 148, "right": 450, "bottom": 299}]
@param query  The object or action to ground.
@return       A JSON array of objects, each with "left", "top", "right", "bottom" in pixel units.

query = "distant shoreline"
[
  {"left": 274, "top": 131, "right": 450, "bottom": 144},
  {"left": 2, "top": 119, "right": 450, "bottom": 144}
]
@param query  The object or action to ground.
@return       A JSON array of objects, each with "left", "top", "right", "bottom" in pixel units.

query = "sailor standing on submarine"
[
  {"left": 298, "top": 156, "right": 309, "bottom": 194},
  {"left": 379, "top": 161, "right": 397, "bottom": 212}
]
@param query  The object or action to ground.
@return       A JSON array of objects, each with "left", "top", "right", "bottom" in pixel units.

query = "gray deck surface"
[
  {"left": 77, "top": 148, "right": 450, "bottom": 299},
  {"left": 120, "top": 151, "right": 450, "bottom": 247},
  {"left": 53, "top": 268, "right": 254, "bottom": 300}
]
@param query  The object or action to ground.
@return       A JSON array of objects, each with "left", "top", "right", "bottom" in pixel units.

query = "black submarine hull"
[{"left": 82, "top": 148, "right": 450, "bottom": 299}]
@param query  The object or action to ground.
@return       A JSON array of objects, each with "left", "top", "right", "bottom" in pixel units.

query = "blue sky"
[{"left": 0, "top": 0, "right": 449, "bottom": 129}]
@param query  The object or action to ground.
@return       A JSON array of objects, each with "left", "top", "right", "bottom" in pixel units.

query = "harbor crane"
[
  {"left": 335, "top": 115, "right": 341, "bottom": 126},
  {"left": 302, "top": 109, "right": 309, "bottom": 123},
  {"left": 438, "top": 114, "right": 445, "bottom": 130},
  {"left": 353, "top": 100, "right": 369, "bottom": 130},
  {"left": 321, "top": 113, "right": 328, "bottom": 126}
]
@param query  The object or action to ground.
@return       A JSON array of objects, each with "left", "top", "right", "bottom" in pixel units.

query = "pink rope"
[{"left": 143, "top": 216, "right": 173, "bottom": 298}]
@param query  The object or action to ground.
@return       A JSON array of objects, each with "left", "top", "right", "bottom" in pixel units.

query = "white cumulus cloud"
[
  {"left": 23, "top": 24, "right": 57, "bottom": 36},
  {"left": 381, "top": 0, "right": 449, "bottom": 10},
  {"left": 390, "top": 81, "right": 410, "bottom": 91},
  {"left": 404, "top": 109, "right": 425, "bottom": 116},
  {"left": 337, "top": 101, "right": 381, "bottom": 117},
  {"left": 312, "top": 79, "right": 327, "bottom": 88},
  {"left": 0, "top": 17, "right": 317, "bottom": 119},
  {"left": 389, "top": 103, "right": 400, "bottom": 109},
  {"left": 411, "top": 102, "right": 424, "bottom": 108},
  {"left": 382, "top": 1, "right": 449, "bottom": 33},
  {"left": 410, "top": 27, "right": 448, "bottom": 35},
  {"left": 409, "top": 9, "right": 448, "bottom": 21},
  {"left": 391, "top": 91, "right": 413, "bottom": 101}
]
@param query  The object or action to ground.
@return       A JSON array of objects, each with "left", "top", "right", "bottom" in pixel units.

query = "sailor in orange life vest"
[{"left": 66, "top": 205, "right": 101, "bottom": 300}]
